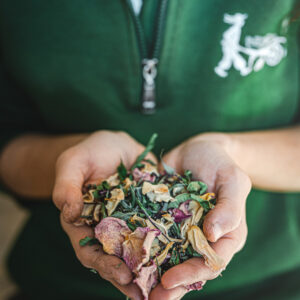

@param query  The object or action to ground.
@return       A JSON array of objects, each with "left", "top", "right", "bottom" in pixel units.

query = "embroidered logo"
[{"left": 214, "top": 13, "right": 287, "bottom": 78}]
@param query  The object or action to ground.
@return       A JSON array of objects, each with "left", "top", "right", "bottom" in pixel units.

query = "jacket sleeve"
[
  {"left": 0, "top": 61, "right": 45, "bottom": 153},
  {"left": 0, "top": 59, "right": 45, "bottom": 194}
]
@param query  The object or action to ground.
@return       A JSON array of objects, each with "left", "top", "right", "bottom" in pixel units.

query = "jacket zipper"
[{"left": 126, "top": 0, "right": 169, "bottom": 114}]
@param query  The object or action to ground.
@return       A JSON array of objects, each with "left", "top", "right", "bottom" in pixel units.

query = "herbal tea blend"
[{"left": 79, "top": 134, "right": 225, "bottom": 299}]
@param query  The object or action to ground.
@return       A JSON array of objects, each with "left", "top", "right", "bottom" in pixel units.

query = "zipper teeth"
[
  {"left": 126, "top": 0, "right": 147, "bottom": 59},
  {"left": 152, "top": 0, "right": 169, "bottom": 59},
  {"left": 126, "top": 0, "right": 169, "bottom": 60}
]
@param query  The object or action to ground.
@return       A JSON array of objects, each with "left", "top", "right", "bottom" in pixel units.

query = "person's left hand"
[{"left": 150, "top": 133, "right": 251, "bottom": 300}]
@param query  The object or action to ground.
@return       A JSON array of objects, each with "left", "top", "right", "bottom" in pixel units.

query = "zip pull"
[{"left": 141, "top": 58, "right": 158, "bottom": 114}]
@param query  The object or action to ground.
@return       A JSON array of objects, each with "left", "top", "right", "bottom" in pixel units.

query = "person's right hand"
[{"left": 53, "top": 130, "right": 155, "bottom": 300}]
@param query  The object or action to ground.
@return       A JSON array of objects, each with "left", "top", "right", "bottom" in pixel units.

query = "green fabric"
[{"left": 1, "top": 0, "right": 300, "bottom": 299}]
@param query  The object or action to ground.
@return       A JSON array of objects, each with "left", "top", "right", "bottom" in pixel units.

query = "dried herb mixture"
[{"left": 79, "top": 134, "right": 225, "bottom": 299}]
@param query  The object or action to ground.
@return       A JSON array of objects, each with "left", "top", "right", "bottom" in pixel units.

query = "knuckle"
[
  {"left": 116, "top": 130, "right": 130, "bottom": 139},
  {"left": 56, "top": 146, "right": 81, "bottom": 170},
  {"left": 93, "top": 256, "right": 113, "bottom": 279},
  {"left": 236, "top": 169, "right": 252, "bottom": 192}
]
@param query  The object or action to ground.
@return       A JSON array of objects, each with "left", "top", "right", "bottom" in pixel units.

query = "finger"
[
  {"left": 203, "top": 167, "right": 251, "bottom": 242},
  {"left": 149, "top": 283, "right": 187, "bottom": 300},
  {"left": 61, "top": 215, "right": 133, "bottom": 285},
  {"left": 114, "top": 131, "right": 158, "bottom": 167},
  {"left": 162, "top": 217, "right": 247, "bottom": 289},
  {"left": 53, "top": 148, "right": 89, "bottom": 222},
  {"left": 110, "top": 280, "right": 143, "bottom": 300}
]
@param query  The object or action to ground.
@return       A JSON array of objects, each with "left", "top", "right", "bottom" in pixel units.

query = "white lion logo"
[{"left": 214, "top": 13, "right": 287, "bottom": 78}]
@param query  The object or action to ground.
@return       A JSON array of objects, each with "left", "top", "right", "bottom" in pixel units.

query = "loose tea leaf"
[
  {"left": 79, "top": 134, "right": 225, "bottom": 300},
  {"left": 79, "top": 236, "right": 99, "bottom": 246},
  {"left": 117, "top": 161, "right": 127, "bottom": 182},
  {"left": 131, "top": 133, "right": 158, "bottom": 170}
]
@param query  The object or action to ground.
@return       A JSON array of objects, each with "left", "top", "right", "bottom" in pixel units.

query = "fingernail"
[{"left": 212, "top": 223, "right": 222, "bottom": 241}]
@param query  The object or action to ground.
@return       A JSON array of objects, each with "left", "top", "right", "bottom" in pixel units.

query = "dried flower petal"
[
  {"left": 94, "top": 217, "right": 131, "bottom": 257},
  {"left": 170, "top": 208, "right": 191, "bottom": 223},
  {"left": 122, "top": 227, "right": 159, "bottom": 272},
  {"left": 123, "top": 177, "right": 135, "bottom": 190},
  {"left": 145, "top": 219, "right": 182, "bottom": 244},
  {"left": 105, "top": 188, "right": 125, "bottom": 216},
  {"left": 142, "top": 182, "right": 175, "bottom": 203},
  {"left": 134, "top": 261, "right": 158, "bottom": 300},
  {"left": 133, "top": 168, "right": 156, "bottom": 183},
  {"left": 142, "top": 182, "right": 168, "bottom": 194},
  {"left": 141, "top": 161, "right": 159, "bottom": 175},
  {"left": 180, "top": 200, "right": 204, "bottom": 239},
  {"left": 150, "top": 238, "right": 160, "bottom": 257},
  {"left": 81, "top": 203, "right": 95, "bottom": 217},
  {"left": 93, "top": 204, "right": 102, "bottom": 223},
  {"left": 156, "top": 242, "right": 174, "bottom": 265},
  {"left": 200, "top": 193, "right": 215, "bottom": 201},
  {"left": 107, "top": 173, "right": 120, "bottom": 187},
  {"left": 184, "top": 281, "right": 203, "bottom": 291},
  {"left": 130, "top": 214, "right": 147, "bottom": 227},
  {"left": 187, "top": 226, "right": 225, "bottom": 272},
  {"left": 83, "top": 190, "right": 96, "bottom": 203},
  {"left": 179, "top": 200, "right": 191, "bottom": 215}
]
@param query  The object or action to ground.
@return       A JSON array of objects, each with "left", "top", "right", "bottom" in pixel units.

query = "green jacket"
[{"left": 0, "top": 1, "right": 300, "bottom": 299}]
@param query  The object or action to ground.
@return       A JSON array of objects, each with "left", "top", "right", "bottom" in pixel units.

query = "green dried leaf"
[
  {"left": 131, "top": 133, "right": 158, "bottom": 170},
  {"left": 172, "top": 222, "right": 181, "bottom": 238},
  {"left": 184, "top": 170, "right": 192, "bottom": 180},
  {"left": 170, "top": 183, "right": 185, "bottom": 196},
  {"left": 161, "top": 160, "right": 175, "bottom": 175},
  {"left": 127, "top": 221, "right": 137, "bottom": 231},
  {"left": 189, "top": 194, "right": 211, "bottom": 211},
  {"left": 167, "top": 193, "right": 190, "bottom": 209},
  {"left": 155, "top": 257, "right": 162, "bottom": 280},
  {"left": 92, "top": 190, "right": 100, "bottom": 199},
  {"left": 117, "top": 161, "right": 127, "bottom": 182},
  {"left": 120, "top": 200, "right": 132, "bottom": 209},
  {"left": 102, "top": 181, "right": 110, "bottom": 190},
  {"left": 148, "top": 202, "right": 161, "bottom": 212},
  {"left": 97, "top": 180, "right": 110, "bottom": 191},
  {"left": 90, "top": 268, "right": 98, "bottom": 274},
  {"left": 187, "top": 181, "right": 207, "bottom": 194},
  {"left": 101, "top": 202, "right": 107, "bottom": 219},
  {"left": 169, "top": 248, "right": 180, "bottom": 266},
  {"left": 79, "top": 236, "right": 99, "bottom": 247},
  {"left": 192, "top": 252, "right": 203, "bottom": 258},
  {"left": 111, "top": 211, "right": 136, "bottom": 221}
]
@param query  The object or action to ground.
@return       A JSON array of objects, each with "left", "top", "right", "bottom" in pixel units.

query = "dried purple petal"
[
  {"left": 170, "top": 208, "right": 191, "bottom": 223},
  {"left": 179, "top": 200, "right": 191, "bottom": 216},
  {"left": 184, "top": 281, "right": 203, "bottom": 291},
  {"left": 134, "top": 261, "right": 158, "bottom": 300},
  {"left": 133, "top": 168, "right": 156, "bottom": 183},
  {"left": 94, "top": 217, "right": 131, "bottom": 257}
]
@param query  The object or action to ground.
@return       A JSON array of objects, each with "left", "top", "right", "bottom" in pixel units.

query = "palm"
[{"left": 150, "top": 138, "right": 251, "bottom": 300}]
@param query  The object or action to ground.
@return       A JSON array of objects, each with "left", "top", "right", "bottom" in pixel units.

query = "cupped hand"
[
  {"left": 53, "top": 130, "right": 156, "bottom": 300},
  {"left": 150, "top": 133, "right": 251, "bottom": 300}
]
